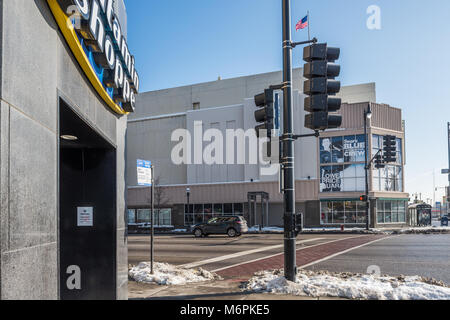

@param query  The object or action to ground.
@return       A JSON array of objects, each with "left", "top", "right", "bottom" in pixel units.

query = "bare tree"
[{"left": 153, "top": 177, "right": 169, "bottom": 225}]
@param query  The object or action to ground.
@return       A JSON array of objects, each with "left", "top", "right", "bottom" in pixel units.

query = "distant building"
[{"left": 127, "top": 69, "right": 409, "bottom": 229}]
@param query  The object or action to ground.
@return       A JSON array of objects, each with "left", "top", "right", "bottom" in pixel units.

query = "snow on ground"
[
  {"left": 392, "top": 226, "right": 450, "bottom": 234},
  {"left": 245, "top": 269, "right": 450, "bottom": 300},
  {"left": 248, "top": 226, "right": 284, "bottom": 233},
  {"left": 129, "top": 262, "right": 222, "bottom": 286},
  {"left": 172, "top": 229, "right": 187, "bottom": 233}
]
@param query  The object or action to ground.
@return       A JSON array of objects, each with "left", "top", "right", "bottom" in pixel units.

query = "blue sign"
[{"left": 137, "top": 160, "right": 152, "bottom": 186}]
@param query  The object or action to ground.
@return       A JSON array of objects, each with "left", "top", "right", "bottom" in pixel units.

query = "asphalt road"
[
  {"left": 128, "top": 233, "right": 354, "bottom": 271},
  {"left": 128, "top": 233, "right": 450, "bottom": 285},
  {"left": 306, "top": 234, "right": 450, "bottom": 285}
]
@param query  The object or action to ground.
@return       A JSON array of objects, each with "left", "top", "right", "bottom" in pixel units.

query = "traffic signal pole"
[
  {"left": 281, "top": 0, "right": 297, "bottom": 282},
  {"left": 364, "top": 108, "right": 370, "bottom": 231}
]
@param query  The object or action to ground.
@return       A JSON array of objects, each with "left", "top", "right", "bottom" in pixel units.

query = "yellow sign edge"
[{"left": 47, "top": 0, "right": 128, "bottom": 115}]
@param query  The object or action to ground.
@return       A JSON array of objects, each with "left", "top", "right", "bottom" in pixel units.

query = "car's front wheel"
[
  {"left": 194, "top": 228, "right": 203, "bottom": 238},
  {"left": 227, "top": 228, "right": 237, "bottom": 238}
]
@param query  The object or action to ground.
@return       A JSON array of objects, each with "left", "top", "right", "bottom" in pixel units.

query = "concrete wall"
[
  {"left": 0, "top": 0, "right": 128, "bottom": 300},
  {"left": 127, "top": 114, "right": 187, "bottom": 186}
]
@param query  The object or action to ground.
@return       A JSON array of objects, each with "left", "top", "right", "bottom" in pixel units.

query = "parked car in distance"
[{"left": 192, "top": 216, "right": 248, "bottom": 238}]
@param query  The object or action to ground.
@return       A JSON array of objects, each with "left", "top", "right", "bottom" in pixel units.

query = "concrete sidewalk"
[{"left": 128, "top": 279, "right": 346, "bottom": 300}]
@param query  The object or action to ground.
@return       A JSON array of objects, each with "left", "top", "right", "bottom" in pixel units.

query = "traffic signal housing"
[
  {"left": 360, "top": 195, "right": 368, "bottom": 202},
  {"left": 303, "top": 43, "right": 342, "bottom": 131},
  {"left": 374, "top": 154, "right": 385, "bottom": 169},
  {"left": 383, "top": 135, "right": 397, "bottom": 163},
  {"left": 254, "top": 88, "right": 275, "bottom": 138},
  {"left": 254, "top": 89, "right": 275, "bottom": 157}
]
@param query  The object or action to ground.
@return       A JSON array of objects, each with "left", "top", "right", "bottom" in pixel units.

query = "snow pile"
[
  {"left": 248, "top": 226, "right": 284, "bottom": 233},
  {"left": 172, "top": 229, "right": 188, "bottom": 233},
  {"left": 245, "top": 269, "right": 450, "bottom": 300},
  {"left": 392, "top": 226, "right": 450, "bottom": 235},
  {"left": 129, "top": 262, "right": 222, "bottom": 286}
]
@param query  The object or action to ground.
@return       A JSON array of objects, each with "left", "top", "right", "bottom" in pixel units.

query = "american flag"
[{"left": 296, "top": 15, "right": 308, "bottom": 31}]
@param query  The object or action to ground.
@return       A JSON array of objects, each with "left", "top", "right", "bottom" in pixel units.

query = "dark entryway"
[{"left": 59, "top": 100, "right": 117, "bottom": 300}]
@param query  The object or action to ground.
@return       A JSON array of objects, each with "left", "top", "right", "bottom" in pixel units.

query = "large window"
[
  {"left": 372, "top": 135, "right": 403, "bottom": 192},
  {"left": 127, "top": 209, "right": 172, "bottom": 226},
  {"left": 320, "top": 135, "right": 366, "bottom": 193},
  {"left": 128, "top": 209, "right": 136, "bottom": 224},
  {"left": 320, "top": 201, "right": 367, "bottom": 225},
  {"left": 377, "top": 200, "right": 407, "bottom": 224},
  {"left": 184, "top": 203, "right": 245, "bottom": 226}
]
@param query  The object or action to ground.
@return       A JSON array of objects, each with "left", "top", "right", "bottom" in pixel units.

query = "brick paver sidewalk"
[{"left": 217, "top": 235, "right": 389, "bottom": 279}]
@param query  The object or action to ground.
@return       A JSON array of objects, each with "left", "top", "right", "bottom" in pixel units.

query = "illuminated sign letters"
[{"left": 48, "top": 0, "right": 139, "bottom": 114}]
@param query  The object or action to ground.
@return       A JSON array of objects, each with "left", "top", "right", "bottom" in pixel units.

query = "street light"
[
  {"left": 364, "top": 104, "right": 372, "bottom": 231},
  {"left": 186, "top": 187, "right": 191, "bottom": 223}
]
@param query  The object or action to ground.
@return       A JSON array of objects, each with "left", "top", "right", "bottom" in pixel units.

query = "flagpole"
[{"left": 307, "top": 10, "right": 311, "bottom": 41}]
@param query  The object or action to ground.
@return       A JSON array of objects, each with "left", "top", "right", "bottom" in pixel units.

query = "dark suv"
[{"left": 192, "top": 216, "right": 248, "bottom": 238}]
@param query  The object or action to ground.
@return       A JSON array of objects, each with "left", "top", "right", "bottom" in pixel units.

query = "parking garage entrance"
[{"left": 59, "top": 100, "right": 117, "bottom": 300}]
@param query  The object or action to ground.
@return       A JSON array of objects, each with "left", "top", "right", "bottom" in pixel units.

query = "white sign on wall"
[
  {"left": 137, "top": 159, "right": 152, "bottom": 186},
  {"left": 77, "top": 207, "right": 94, "bottom": 227}
]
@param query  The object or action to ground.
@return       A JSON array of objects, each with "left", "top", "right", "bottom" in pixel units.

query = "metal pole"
[
  {"left": 448, "top": 123, "right": 450, "bottom": 215},
  {"left": 261, "top": 196, "right": 264, "bottom": 231},
  {"left": 151, "top": 166, "right": 155, "bottom": 274},
  {"left": 364, "top": 108, "right": 370, "bottom": 231},
  {"left": 282, "top": 0, "right": 296, "bottom": 282}
]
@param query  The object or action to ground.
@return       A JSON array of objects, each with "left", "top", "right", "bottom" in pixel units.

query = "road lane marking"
[
  {"left": 180, "top": 238, "right": 325, "bottom": 269},
  {"left": 212, "top": 236, "right": 363, "bottom": 273},
  {"left": 299, "top": 235, "right": 398, "bottom": 269}
]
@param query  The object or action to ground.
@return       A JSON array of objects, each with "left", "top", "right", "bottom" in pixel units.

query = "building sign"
[
  {"left": 47, "top": 0, "right": 139, "bottom": 115},
  {"left": 77, "top": 207, "right": 94, "bottom": 227},
  {"left": 320, "top": 135, "right": 366, "bottom": 193},
  {"left": 320, "top": 135, "right": 366, "bottom": 164},
  {"left": 343, "top": 136, "right": 365, "bottom": 162}
]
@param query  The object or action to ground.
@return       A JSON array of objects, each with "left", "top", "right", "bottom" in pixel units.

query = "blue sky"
[{"left": 125, "top": 0, "right": 450, "bottom": 204}]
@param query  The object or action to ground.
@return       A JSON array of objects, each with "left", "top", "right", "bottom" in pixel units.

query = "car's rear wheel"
[
  {"left": 227, "top": 228, "right": 237, "bottom": 238},
  {"left": 194, "top": 228, "right": 203, "bottom": 238}
]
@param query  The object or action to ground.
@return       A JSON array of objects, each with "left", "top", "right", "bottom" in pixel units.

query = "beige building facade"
[{"left": 127, "top": 69, "right": 409, "bottom": 229}]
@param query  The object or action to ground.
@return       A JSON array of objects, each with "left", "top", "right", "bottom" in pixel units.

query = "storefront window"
[
  {"left": 344, "top": 201, "right": 357, "bottom": 224},
  {"left": 377, "top": 201, "right": 384, "bottom": 223},
  {"left": 128, "top": 209, "right": 136, "bottom": 224},
  {"left": 224, "top": 203, "right": 233, "bottom": 215},
  {"left": 184, "top": 203, "right": 245, "bottom": 225},
  {"left": 185, "top": 214, "right": 194, "bottom": 226},
  {"left": 159, "top": 209, "right": 172, "bottom": 226},
  {"left": 137, "top": 209, "right": 151, "bottom": 223},
  {"left": 204, "top": 204, "right": 213, "bottom": 221},
  {"left": 377, "top": 200, "right": 407, "bottom": 224},
  {"left": 214, "top": 204, "right": 223, "bottom": 214},
  {"left": 194, "top": 204, "right": 203, "bottom": 214},
  {"left": 372, "top": 135, "right": 403, "bottom": 192},
  {"left": 234, "top": 203, "right": 244, "bottom": 215},
  {"left": 320, "top": 201, "right": 367, "bottom": 225},
  {"left": 204, "top": 204, "right": 213, "bottom": 214},
  {"left": 332, "top": 202, "right": 345, "bottom": 224}
]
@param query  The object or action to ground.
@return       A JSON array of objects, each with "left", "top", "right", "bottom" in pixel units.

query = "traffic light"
[
  {"left": 383, "top": 135, "right": 397, "bottom": 163},
  {"left": 254, "top": 88, "right": 275, "bottom": 157},
  {"left": 360, "top": 195, "right": 368, "bottom": 202},
  {"left": 374, "top": 154, "right": 385, "bottom": 169},
  {"left": 254, "top": 89, "right": 275, "bottom": 138},
  {"left": 303, "top": 43, "right": 342, "bottom": 131}
]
